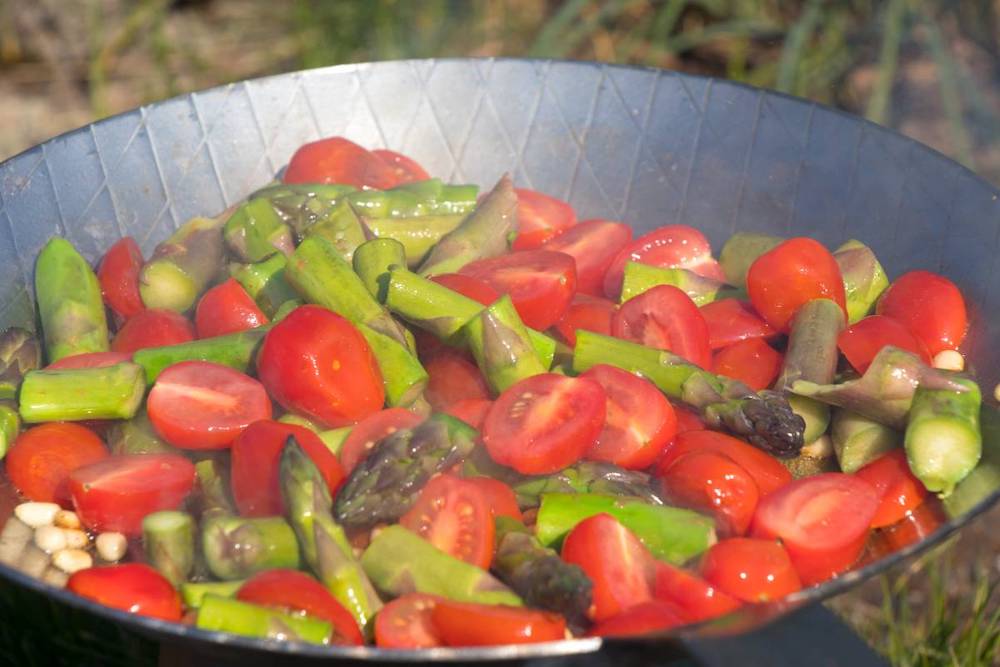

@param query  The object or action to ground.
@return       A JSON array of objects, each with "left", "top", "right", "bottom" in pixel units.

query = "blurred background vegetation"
[{"left": 1, "top": 1, "right": 999, "bottom": 664}]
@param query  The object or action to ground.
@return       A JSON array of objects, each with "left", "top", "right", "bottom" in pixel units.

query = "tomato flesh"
[
  {"left": 658, "top": 430, "right": 792, "bottom": 498},
  {"left": 711, "top": 338, "right": 782, "bottom": 391},
  {"left": 97, "top": 237, "right": 144, "bottom": 321},
  {"left": 431, "top": 600, "right": 566, "bottom": 646},
  {"left": 339, "top": 408, "right": 424, "bottom": 474},
  {"left": 465, "top": 476, "right": 523, "bottom": 521},
  {"left": 876, "top": 270, "right": 968, "bottom": 356},
  {"left": 371, "top": 149, "right": 430, "bottom": 183},
  {"left": 837, "top": 315, "right": 931, "bottom": 373},
  {"left": 587, "top": 600, "right": 688, "bottom": 638},
  {"left": 543, "top": 219, "right": 632, "bottom": 296},
  {"left": 441, "top": 399, "right": 493, "bottom": 430},
  {"left": 512, "top": 188, "right": 577, "bottom": 251},
  {"left": 854, "top": 449, "right": 928, "bottom": 528},
  {"left": 110, "top": 309, "right": 195, "bottom": 355},
  {"left": 68, "top": 563, "right": 181, "bottom": 621},
  {"left": 553, "top": 294, "right": 615, "bottom": 347},
  {"left": 375, "top": 593, "right": 443, "bottom": 649},
  {"left": 613, "top": 285, "right": 711, "bottom": 368},
  {"left": 700, "top": 538, "right": 801, "bottom": 603},
  {"left": 604, "top": 225, "right": 722, "bottom": 299},
  {"left": 423, "top": 348, "right": 491, "bottom": 410},
  {"left": 283, "top": 137, "right": 400, "bottom": 189},
  {"left": 658, "top": 450, "right": 760, "bottom": 537},
  {"left": 46, "top": 351, "right": 132, "bottom": 370},
  {"left": 653, "top": 561, "right": 742, "bottom": 622},
  {"left": 700, "top": 298, "right": 776, "bottom": 350},
  {"left": 194, "top": 278, "right": 268, "bottom": 339},
  {"left": 400, "top": 474, "right": 495, "bottom": 569},
  {"left": 6, "top": 423, "right": 108, "bottom": 505}
]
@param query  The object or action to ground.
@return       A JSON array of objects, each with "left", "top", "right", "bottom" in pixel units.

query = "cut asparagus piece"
[
  {"left": 361, "top": 525, "right": 522, "bottom": 606},
  {"left": 19, "top": 362, "right": 145, "bottom": 423},
  {"left": 142, "top": 510, "right": 195, "bottom": 587},
  {"left": 229, "top": 254, "right": 299, "bottom": 318},
  {"left": 0, "top": 328, "right": 41, "bottom": 399},
  {"left": 223, "top": 198, "right": 294, "bottom": 262},
  {"left": 831, "top": 409, "right": 900, "bottom": 473},
  {"left": 463, "top": 295, "right": 547, "bottom": 394},
  {"left": 131, "top": 327, "right": 269, "bottom": 383},
  {"left": 719, "top": 232, "right": 783, "bottom": 288},
  {"left": 943, "top": 406, "right": 1000, "bottom": 517},
  {"left": 512, "top": 462, "right": 662, "bottom": 509},
  {"left": 195, "top": 458, "right": 236, "bottom": 515},
  {"left": 0, "top": 400, "right": 19, "bottom": 460},
  {"left": 201, "top": 515, "right": 300, "bottom": 580},
  {"left": 365, "top": 214, "right": 464, "bottom": 267},
  {"left": 277, "top": 414, "right": 353, "bottom": 456},
  {"left": 356, "top": 324, "right": 428, "bottom": 407},
  {"left": 300, "top": 200, "right": 371, "bottom": 262},
  {"left": 108, "top": 410, "right": 177, "bottom": 456},
  {"left": 620, "top": 262, "right": 731, "bottom": 305},
  {"left": 834, "top": 239, "right": 889, "bottom": 324},
  {"left": 180, "top": 580, "right": 245, "bottom": 609},
  {"left": 787, "top": 394, "right": 832, "bottom": 445},
  {"left": 140, "top": 216, "right": 225, "bottom": 313},
  {"left": 249, "top": 183, "right": 357, "bottom": 237},
  {"left": 196, "top": 595, "right": 331, "bottom": 645},
  {"left": 352, "top": 238, "right": 407, "bottom": 303},
  {"left": 349, "top": 179, "right": 478, "bottom": 217},
  {"left": 34, "top": 238, "right": 110, "bottom": 362},
  {"left": 905, "top": 376, "right": 981, "bottom": 496}
]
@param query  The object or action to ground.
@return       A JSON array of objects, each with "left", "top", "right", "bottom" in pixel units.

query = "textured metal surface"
[{"left": 0, "top": 58, "right": 996, "bottom": 663}]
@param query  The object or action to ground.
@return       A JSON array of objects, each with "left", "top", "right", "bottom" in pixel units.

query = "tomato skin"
[
  {"left": 465, "top": 476, "right": 523, "bottom": 521},
  {"left": 147, "top": 361, "right": 272, "bottom": 449},
  {"left": 657, "top": 430, "right": 792, "bottom": 498},
  {"left": 194, "top": 278, "right": 268, "bottom": 339},
  {"left": 543, "top": 219, "right": 632, "bottom": 296},
  {"left": 553, "top": 294, "right": 615, "bottom": 347},
  {"left": 746, "top": 238, "right": 846, "bottom": 331},
  {"left": 587, "top": 600, "right": 688, "bottom": 638},
  {"left": 68, "top": 563, "right": 182, "bottom": 621},
  {"left": 837, "top": 315, "right": 931, "bottom": 373},
  {"left": 375, "top": 593, "right": 443, "bottom": 649},
  {"left": 283, "top": 137, "right": 400, "bottom": 189},
  {"left": 257, "top": 305, "right": 384, "bottom": 429},
  {"left": 458, "top": 250, "right": 577, "bottom": 330},
  {"left": 371, "top": 149, "right": 430, "bottom": 184},
  {"left": 653, "top": 561, "right": 742, "bottom": 622},
  {"left": 700, "top": 538, "right": 801, "bottom": 603},
  {"left": 613, "top": 285, "right": 711, "bottom": 368},
  {"left": 876, "top": 270, "right": 968, "bottom": 356},
  {"left": 512, "top": 188, "right": 577, "bottom": 251},
  {"left": 604, "top": 225, "right": 722, "bottom": 299},
  {"left": 441, "top": 399, "right": 493, "bottom": 430},
  {"left": 231, "top": 420, "right": 345, "bottom": 517},
  {"left": 855, "top": 449, "right": 928, "bottom": 528},
  {"left": 6, "top": 423, "right": 109, "bottom": 505},
  {"left": 339, "top": 408, "right": 423, "bottom": 474},
  {"left": 672, "top": 407, "right": 706, "bottom": 434},
  {"left": 711, "top": 338, "right": 782, "bottom": 391},
  {"left": 429, "top": 273, "right": 500, "bottom": 306},
  {"left": 423, "top": 348, "right": 491, "bottom": 410},
  {"left": 400, "top": 475, "right": 495, "bottom": 569},
  {"left": 482, "top": 374, "right": 606, "bottom": 475},
  {"left": 700, "top": 299, "right": 776, "bottom": 350},
  {"left": 658, "top": 451, "right": 760, "bottom": 537},
  {"left": 237, "top": 569, "right": 362, "bottom": 645},
  {"left": 69, "top": 454, "right": 195, "bottom": 536},
  {"left": 432, "top": 600, "right": 567, "bottom": 646},
  {"left": 110, "top": 309, "right": 195, "bottom": 354},
  {"left": 97, "top": 237, "right": 145, "bottom": 321},
  {"left": 46, "top": 351, "right": 132, "bottom": 370},
  {"left": 580, "top": 364, "right": 676, "bottom": 470},
  {"left": 878, "top": 499, "right": 946, "bottom": 553}
]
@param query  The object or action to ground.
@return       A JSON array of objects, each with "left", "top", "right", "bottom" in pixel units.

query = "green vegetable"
[
  {"left": 831, "top": 409, "right": 900, "bottom": 473},
  {"left": 620, "top": 262, "right": 730, "bottom": 305},
  {"left": 356, "top": 325, "right": 429, "bottom": 407},
  {"left": 352, "top": 238, "right": 407, "bottom": 303},
  {"left": 180, "top": 580, "right": 245, "bottom": 609},
  {"left": 719, "top": 232, "right": 782, "bottom": 288},
  {"left": 943, "top": 406, "right": 1000, "bottom": 517},
  {"left": 787, "top": 394, "right": 832, "bottom": 445},
  {"left": 248, "top": 183, "right": 357, "bottom": 237},
  {"left": 142, "top": 510, "right": 195, "bottom": 587},
  {"left": 905, "top": 376, "right": 981, "bottom": 496},
  {"left": 195, "top": 458, "right": 236, "bottom": 515},
  {"left": 196, "top": 595, "right": 331, "bottom": 645},
  {"left": 275, "top": 414, "right": 352, "bottom": 456},
  {"left": 349, "top": 179, "right": 478, "bottom": 217},
  {"left": 511, "top": 462, "right": 661, "bottom": 509},
  {"left": 0, "top": 328, "right": 41, "bottom": 399},
  {"left": 229, "top": 254, "right": 298, "bottom": 318},
  {"left": 140, "top": 216, "right": 225, "bottom": 313},
  {"left": 300, "top": 200, "right": 371, "bottom": 262},
  {"left": 108, "top": 410, "right": 177, "bottom": 456},
  {"left": 834, "top": 239, "right": 889, "bottom": 324},
  {"left": 0, "top": 401, "right": 20, "bottom": 461},
  {"left": 463, "top": 295, "right": 547, "bottom": 394},
  {"left": 223, "top": 198, "right": 294, "bottom": 262},
  {"left": 132, "top": 327, "right": 269, "bottom": 383},
  {"left": 201, "top": 515, "right": 300, "bottom": 580},
  {"left": 365, "top": 214, "right": 464, "bottom": 267},
  {"left": 19, "top": 362, "right": 145, "bottom": 423}
]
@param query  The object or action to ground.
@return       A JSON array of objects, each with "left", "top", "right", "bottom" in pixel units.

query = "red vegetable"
[
  {"left": 603, "top": 225, "right": 723, "bottom": 299},
  {"left": 110, "top": 308, "right": 195, "bottom": 355},
  {"left": 431, "top": 600, "right": 566, "bottom": 646},
  {"left": 97, "top": 237, "right": 144, "bottom": 321},
  {"left": 441, "top": 399, "right": 493, "bottom": 430},
  {"left": 711, "top": 338, "right": 782, "bottom": 391},
  {"left": 46, "top": 351, "right": 132, "bottom": 370},
  {"left": 700, "top": 298, "right": 776, "bottom": 350},
  {"left": 6, "top": 423, "right": 108, "bottom": 505},
  {"left": 375, "top": 593, "right": 443, "bottom": 649},
  {"left": 429, "top": 273, "right": 500, "bottom": 306},
  {"left": 283, "top": 136, "right": 400, "bottom": 189},
  {"left": 465, "top": 476, "right": 523, "bottom": 521},
  {"left": 543, "top": 219, "right": 632, "bottom": 296},
  {"left": 68, "top": 564, "right": 181, "bottom": 621},
  {"left": 587, "top": 600, "right": 688, "bottom": 638},
  {"left": 553, "top": 294, "right": 616, "bottom": 347},
  {"left": 838, "top": 315, "right": 931, "bottom": 373},
  {"left": 854, "top": 449, "right": 928, "bottom": 528},
  {"left": 876, "top": 270, "right": 968, "bottom": 356},
  {"left": 658, "top": 430, "right": 792, "bottom": 498},
  {"left": 613, "top": 285, "right": 711, "bottom": 368},
  {"left": 339, "top": 408, "right": 423, "bottom": 474},
  {"left": 653, "top": 561, "right": 742, "bottom": 622},
  {"left": 400, "top": 475, "right": 495, "bottom": 569},
  {"left": 371, "top": 148, "right": 430, "bottom": 184},
  {"left": 658, "top": 450, "right": 760, "bottom": 537},
  {"left": 512, "top": 188, "right": 577, "bottom": 251},
  {"left": 701, "top": 538, "right": 801, "bottom": 603},
  {"left": 423, "top": 348, "right": 491, "bottom": 410},
  {"left": 194, "top": 278, "right": 268, "bottom": 339}
]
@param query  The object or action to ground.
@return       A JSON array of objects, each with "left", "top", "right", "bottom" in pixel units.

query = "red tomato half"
[
  {"left": 400, "top": 475, "right": 495, "bottom": 569},
  {"left": 855, "top": 449, "right": 928, "bottom": 528},
  {"left": 371, "top": 149, "right": 430, "bottom": 184},
  {"left": 653, "top": 561, "right": 742, "bottom": 622},
  {"left": 746, "top": 238, "right": 846, "bottom": 331},
  {"left": 465, "top": 476, "right": 523, "bottom": 521},
  {"left": 458, "top": 250, "right": 576, "bottom": 330},
  {"left": 838, "top": 315, "right": 931, "bottom": 373},
  {"left": 613, "top": 285, "right": 711, "bottom": 368},
  {"left": 110, "top": 308, "right": 195, "bottom": 355},
  {"left": 700, "top": 538, "right": 801, "bottom": 603},
  {"left": 482, "top": 374, "right": 606, "bottom": 475},
  {"left": 580, "top": 364, "right": 676, "bottom": 470},
  {"left": 512, "top": 188, "right": 577, "bottom": 251},
  {"left": 257, "top": 306, "right": 384, "bottom": 428},
  {"left": 237, "top": 569, "right": 362, "bottom": 645},
  {"left": 231, "top": 420, "right": 345, "bottom": 517},
  {"left": 97, "top": 237, "right": 144, "bottom": 321},
  {"left": 561, "top": 513, "right": 655, "bottom": 621},
  {"left": 283, "top": 137, "right": 400, "bottom": 189},
  {"left": 339, "top": 408, "right": 424, "bottom": 474},
  {"left": 68, "top": 564, "right": 181, "bottom": 621},
  {"left": 69, "top": 454, "right": 195, "bottom": 536},
  {"left": 672, "top": 407, "right": 706, "bottom": 434},
  {"left": 423, "top": 348, "right": 491, "bottom": 409},
  {"left": 879, "top": 500, "right": 946, "bottom": 553},
  {"left": 604, "top": 225, "right": 723, "bottom": 299},
  {"left": 587, "top": 600, "right": 688, "bottom": 638},
  {"left": 700, "top": 299, "right": 776, "bottom": 350},
  {"left": 375, "top": 593, "right": 443, "bottom": 649},
  {"left": 441, "top": 399, "right": 493, "bottom": 430},
  {"left": 430, "top": 273, "right": 500, "bottom": 306},
  {"left": 543, "top": 219, "right": 632, "bottom": 295},
  {"left": 657, "top": 430, "right": 792, "bottom": 498},
  {"left": 6, "top": 423, "right": 109, "bottom": 505},
  {"left": 751, "top": 473, "right": 879, "bottom": 585},
  {"left": 711, "top": 338, "right": 782, "bottom": 391},
  {"left": 876, "top": 270, "right": 968, "bottom": 356},
  {"left": 46, "top": 351, "right": 132, "bottom": 370},
  {"left": 658, "top": 451, "right": 759, "bottom": 537},
  {"left": 432, "top": 601, "right": 566, "bottom": 646},
  {"left": 553, "top": 294, "right": 615, "bottom": 347},
  {"left": 194, "top": 278, "right": 268, "bottom": 339},
  {"left": 147, "top": 361, "right": 271, "bottom": 449}
]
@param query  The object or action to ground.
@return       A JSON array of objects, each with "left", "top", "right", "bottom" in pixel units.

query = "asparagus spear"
[
  {"left": 201, "top": 515, "right": 300, "bottom": 580},
  {"left": 140, "top": 216, "right": 225, "bottom": 313},
  {"left": 277, "top": 414, "right": 353, "bottom": 456},
  {"left": 131, "top": 327, "right": 269, "bottom": 383},
  {"left": 573, "top": 331, "right": 805, "bottom": 457},
  {"left": 831, "top": 409, "right": 900, "bottom": 473},
  {"left": 180, "top": 579, "right": 245, "bottom": 609},
  {"left": 365, "top": 214, "right": 464, "bottom": 267},
  {"left": 512, "top": 461, "right": 662, "bottom": 509},
  {"left": 34, "top": 238, "right": 110, "bottom": 362},
  {"left": 348, "top": 179, "right": 478, "bottom": 217},
  {"left": 943, "top": 405, "right": 1000, "bottom": 517},
  {"left": 19, "top": 362, "right": 145, "bottom": 423},
  {"left": 334, "top": 414, "right": 477, "bottom": 528},
  {"left": 229, "top": 254, "right": 299, "bottom": 318},
  {"left": 108, "top": 410, "right": 177, "bottom": 456},
  {"left": 834, "top": 239, "right": 889, "bottom": 324},
  {"left": 352, "top": 238, "right": 407, "bottom": 303},
  {"left": 0, "top": 328, "right": 41, "bottom": 399},
  {"left": 195, "top": 458, "right": 236, "bottom": 515},
  {"left": 196, "top": 595, "right": 332, "bottom": 645},
  {"left": 0, "top": 401, "right": 19, "bottom": 460},
  {"left": 249, "top": 183, "right": 357, "bottom": 237},
  {"left": 223, "top": 198, "right": 294, "bottom": 262},
  {"left": 463, "top": 295, "right": 547, "bottom": 394},
  {"left": 300, "top": 200, "right": 372, "bottom": 262},
  {"left": 719, "top": 232, "right": 782, "bottom": 288},
  {"left": 142, "top": 510, "right": 195, "bottom": 586},
  {"left": 905, "top": 376, "right": 981, "bottom": 496},
  {"left": 620, "top": 262, "right": 732, "bottom": 305}
]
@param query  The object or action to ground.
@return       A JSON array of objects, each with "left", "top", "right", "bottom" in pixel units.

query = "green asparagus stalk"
[
  {"left": 361, "top": 525, "right": 522, "bottom": 606},
  {"left": 463, "top": 295, "right": 547, "bottom": 394},
  {"left": 142, "top": 510, "right": 195, "bottom": 586},
  {"left": 834, "top": 239, "right": 889, "bottom": 324},
  {"left": 512, "top": 462, "right": 662, "bottom": 509},
  {"left": 786, "top": 394, "right": 832, "bottom": 446},
  {"left": 201, "top": 515, "right": 300, "bottom": 580},
  {"left": 229, "top": 254, "right": 299, "bottom": 318},
  {"left": 248, "top": 183, "right": 357, "bottom": 236},
  {"left": 196, "top": 595, "right": 332, "bottom": 645},
  {"left": 272, "top": 299, "right": 302, "bottom": 321},
  {"left": 277, "top": 414, "right": 353, "bottom": 456},
  {"left": 131, "top": 327, "right": 269, "bottom": 383},
  {"left": 352, "top": 238, "right": 407, "bottom": 303},
  {"left": 535, "top": 493, "right": 716, "bottom": 565},
  {"left": 223, "top": 198, "right": 294, "bottom": 262},
  {"left": 830, "top": 409, "right": 900, "bottom": 473},
  {"left": 140, "top": 216, "right": 225, "bottom": 313},
  {"left": 620, "top": 262, "right": 731, "bottom": 305},
  {"left": 417, "top": 175, "right": 517, "bottom": 277},
  {"left": 0, "top": 328, "right": 41, "bottom": 399},
  {"left": 180, "top": 580, "right": 245, "bottom": 609},
  {"left": 108, "top": 410, "right": 177, "bottom": 456},
  {"left": 334, "top": 414, "right": 477, "bottom": 528},
  {"left": 300, "top": 200, "right": 372, "bottom": 262},
  {"left": 573, "top": 331, "right": 805, "bottom": 457},
  {"left": 19, "top": 362, "right": 145, "bottom": 423},
  {"left": 365, "top": 214, "right": 464, "bottom": 267},
  {"left": 719, "top": 232, "right": 783, "bottom": 288},
  {"left": 0, "top": 401, "right": 19, "bottom": 460},
  {"left": 34, "top": 238, "right": 110, "bottom": 362},
  {"left": 195, "top": 458, "right": 236, "bottom": 515},
  {"left": 943, "top": 406, "right": 1000, "bottom": 517},
  {"left": 349, "top": 179, "right": 478, "bottom": 218},
  {"left": 357, "top": 324, "right": 428, "bottom": 407},
  {"left": 905, "top": 376, "right": 982, "bottom": 496}
]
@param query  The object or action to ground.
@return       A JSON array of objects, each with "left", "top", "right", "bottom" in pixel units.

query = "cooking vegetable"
[
  {"left": 431, "top": 600, "right": 567, "bottom": 646},
  {"left": 833, "top": 239, "right": 889, "bottom": 324},
  {"left": 353, "top": 237, "right": 407, "bottom": 302},
  {"left": 139, "top": 215, "right": 225, "bottom": 313},
  {"left": 718, "top": 232, "right": 782, "bottom": 288},
  {"left": 620, "top": 262, "right": 727, "bottom": 306},
  {"left": 552, "top": 294, "right": 615, "bottom": 346},
  {"left": 196, "top": 594, "right": 331, "bottom": 644},
  {"left": 604, "top": 225, "right": 723, "bottom": 300},
  {"left": 229, "top": 253, "right": 299, "bottom": 318},
  {"left": 855, "top": 449, "right": 929, "bottom": 528},
  {"left": 0, "top": 328, "right": 41, "bottom": 399},
  {"left": 131, "top": 326, "right": 269, "bottom": 383},
  {"left": 712, "top": 338, "right": 782, "bottom": 392},
  {"left": 201, "top": 514, "right": 300, "bottom": 580},
  {"left": 511, "top": 188, "right": 576, "bottom": 251},
  {"left": 400, "top": 474, "right": 494, "bottom": 569},
  {"left": 700, "top": 538, "right": 801, "bottom": 603},
  {"left": 365, "top": 215, "right": 464, "bottom": 267},
  {"left": 338, "top": 408, "right": 423, "bottom": 473},
  {"left": 510, "top": 461, "right": 662, "bottom": 509},
  {"left": 0, "top": 401, "right": 20, "bottom": 461},
  {"left": 830, "top": 408, "right": 900, "bottom": 473},
  {"left": 943, "top": 406, "right": 1000, "bottom": 517},
  {"left": 658, "top": 450, "right": 759, "bottom": 537},
  {"left": 283, "top": 136, "right": 399, "bottom": 189},
  {"left": 876, "top": 270, "right": 967, "bottom": 356},
  {"left": 19, "top": 362, "right": 145, "bottom": 423},
  {"left": 108, "top": 410, "right": 176, "bottom": 456},
  {"left": 110, "top": 308, "right": 196, "bottom": 354},
  {"left": 700, "top": 298, "right": 775, "bottom": 350},
  {"left": 463, "top": 295, "right": 547, "bottom": 394},
  {"left": 838, "top": 315, "right": 930, "bottom": 373},
  {"left": 181, "top": 580, "right": 246, "bottom": 609},
  {"left": 374, "top": 593, "right": 443, "bottom": 649},
  {"left": 195, "top": 458, "right": 235, "bottom": 515},
  {"left": 194, "top": 278, "right": 268, "bottom": 338},
  {"left": 97, "top": 237, "right": 145, "bottom": 321},
  {"left": 68, "top": 564, "right": 182, "bottom": 621},
  {"left": 543, "top": 219, "right": 632, "bottom": 296},
  {"left": 7, "top": 423, "right": 108, "bottom": 504},
  {"left": 653, "top": 561, "right": 741, "bottom": 622},
  {"left": 142, "top": 510, "right": 195, "bottom": 586},
  {"left": 223, "top": 197, "right": 294, "bottom": 263},
  {"left": 613, "top": 284, "right": 712, "bottom": 369},
  {"left": 422, "top": 348, "right": 491, "bottom": 410},
  {"left": 587, "top": 600, "right": 687, "bottom": 638}
]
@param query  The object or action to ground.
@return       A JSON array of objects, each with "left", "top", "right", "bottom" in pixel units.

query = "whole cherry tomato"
[
  {"left": 110, "top": 308, "right": 194, "bottom": 354},
  {"left": 431, "top": 600, "right": 567, "bottom": 646},
  {"left": 658, "top": 450, "right": 760, "bottom": 537},
  {"left": 6, "top": 423, "right": 108, "bottom": 505},
  {"left": 587, "top": 600, "right": 688, "bottom": 638},
  {"left": 371, "top": 149, "right": 430, "bottom": 183},
  {"left": 711, "top": 338, "right": 783, "bottom": 391},
  {"left": 658, "top": 430, "right": 792, "bottom": 498},
  {"left": 68, "top": 564, "right": 181, "bottom": 621},
  {"left": 283, "top": 136, "right": 400, "bottom": 189},
  {"left": 653, "top": 561, "right": 742, "bottom": 622},
  {"left": 837, "top": 315, "right": 931, "bottom": 373},
  {"left": 854, "top": 449, "right": 928, "bottom": 528},
  {"left": 423, "top": 348, "right": 491, "bottom": 410},
  {"left": 553, "top": 294, "right": 616, "bottom": 347},
  {"left": 876, "top": 270, "right": 968, "bottom": 356},
  {"left": 700, "top": 298, "right": 776, "bottom": 350},
  {"left": 700, "top": 538, "right": 801, "bottom": 603}
]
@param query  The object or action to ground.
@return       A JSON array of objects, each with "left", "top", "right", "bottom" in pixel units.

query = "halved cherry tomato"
[
  {"left": 231, "top": 420, "right": 345, "bottom": 517},
  {"left": 257, "top": 305, "right": 384, "bottom": 429},
  {"left": 194, "top": 278, "right": 268, "bottom": 339},
  {"left": 879, "top": 498, "right": 946, "bottom": 553},
  {"left": 458, "top": 250, "right": 576, "bottom": 330},
  {"left": 580, "top": 364, "right": 676, "bottom": 470},
  {"left": 711, "top": 338, "right": 782, "bottom": 391},
  {"left": 400, "top": 474, "right": 495, "bottom": 569},
  {"left": 512, "top": 188, "right": 577, "bottom": 251},
  {"left": 561, "top": 513, "right": 655, "bottom": 621},
  {"left": 876, "top": 270, "right": 968, "bottom": 356},
  {"left": 6, "top": 423, "right": 108, "bottom": 505},
  {"left": 283, "top": 137, "right": 400, "bottom": 189},
  {"left": 587, "top": 600, "right": 688, "bottom": 638},
  {"left": 237, "top": 569, "right": 362, "bottom": 645},
  {"left": 700, "top": 538, "right": 801, "bottom": 603},
  {"left": 746, "top": 238, "right": 846, "bottom": 331},
  {"left": 46, "top": 351, "right": 132, "bottom": 370},
  {"left": 553, "top": 294, "right": 615, "bottom": 346},
  {"left": 375, "top": 593, "right": 443, "bottom": 649},
  {"left": 430, "top": 273, "right": 500, "bottom": 306},
  {"left": 700, "top": 298, "right": 776, "bottom": 350},
  {"left": 543, "top": 219, "right": 632, "bottom": 295},
  {"left": 658, "top": 451, "right": 759, "bottom": 537},
  {"left": 672, "top": 406, "right": 705, "bottom": 434},
  {"left": 613, "top": 285, "right": 711, "bottom": 368},
  {"left": 432, "top": 600, "right": 566, "bottom": 646},
  {"left": 441, "top": 399, "right": 493, "bottom": 430},
  {"left": 339, "top": 408, "right": 424, "bottom": 474},
  {"left": 837, "top": 315, "right": 931, "bottom": 373},
  {"left": 653, "top": 561, "right": 742, "bottom": 622},
  {"left": 604, "top": 225, "right": 724, "bottom": 299},
  {"left": 147, "top": 361, "right": 271, "bottom": 449},
  {"left": 68, "top": 564, "right": 181, "bottom": 621},
  {"left": 97, "top": 237, "right": 144, "bottom": 321},
  {"left": 465, "top": 476, "right": 522, "bottom": 521},
  {"left": 482, "top": 373, "right": 606, "bottom": 474},
  {"left": 657, "top": 430, "right": 792, "bottom": 498},
  {"left": 423, "top": 348, "right": 491, "bottom": 410},
  {"left": 69, "top": 454, "right": 195, "bottom": 536},
  {"left": 110, "top": 308, "right": 195, "bottom": 354},
  {"left": 751, "top": 473, "right": 879, "bottom": 585},
  {"left": 855, "top": 449, "right": 928, "bottom": 528},
  {"left": 371, "top": 148, "right": 430, "bottom": 184}
]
